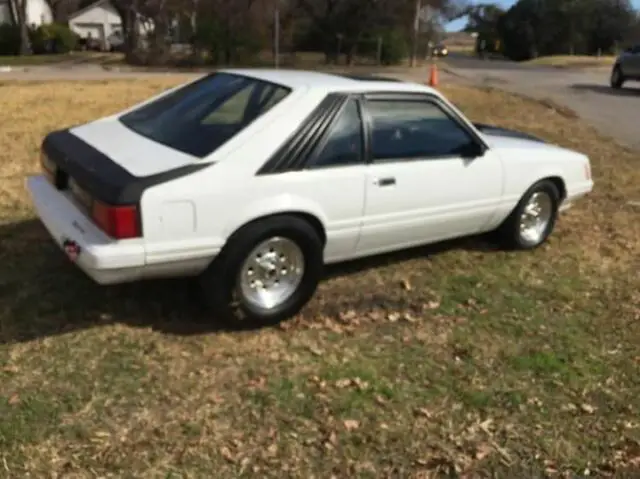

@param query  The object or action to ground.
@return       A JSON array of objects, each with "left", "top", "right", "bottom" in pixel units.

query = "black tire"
[
  {"left": 198, "top": 215, "right": 324, "bottom": 328},
  {"left": 610, "top": 65, "right": 625, "bottom": 89},
  {"left": 496, "top": 179, "right": 560, "bottom": 250}
]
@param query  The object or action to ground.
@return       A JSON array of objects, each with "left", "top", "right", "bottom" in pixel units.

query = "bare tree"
[
  {"left": 8, "top": 0, "right": 32, "bottom": 54},
  {"left": 44, "top": 0, "right": 82, "bottom": 22}
]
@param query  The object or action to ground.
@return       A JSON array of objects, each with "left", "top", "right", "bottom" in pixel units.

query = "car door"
[
  {"left": 628, "top": 45, "right": 640, "bottom": 78},
  {"left": 355, "top": 93, "right": 504, "bottom": 256},
  {"left": 289, "top": 97, "right": 368, "bottom": 263}
]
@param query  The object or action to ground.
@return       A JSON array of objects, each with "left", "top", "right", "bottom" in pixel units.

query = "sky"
[{"left": 445, "top": 0, "right": 640, "bottom": 31}]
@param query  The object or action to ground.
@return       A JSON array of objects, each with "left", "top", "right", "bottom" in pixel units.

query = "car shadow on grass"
[
  {"left": 0, "top": 219, "right": 499, "bottom": 345},
  {"left": 570, "top": 83, "right": 640, "bottom": 96}
]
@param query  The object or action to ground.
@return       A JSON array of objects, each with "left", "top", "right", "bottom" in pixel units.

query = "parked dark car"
[
  {"left": 610, "top": 44, "right": 640, "bottom": 89},
  {"left": 432, "top": 43, "right": 449, "bottom": 57},
  {"left": 77, "top": 36, "right": 103, "bottom": 52}
]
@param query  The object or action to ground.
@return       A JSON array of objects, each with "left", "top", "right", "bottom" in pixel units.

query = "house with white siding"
[
  {"left": 68, "top": 0, "right": 152, "bottom": 51},
  {"left": 0, "top": 0, "right": 53, "bottom": 26}
]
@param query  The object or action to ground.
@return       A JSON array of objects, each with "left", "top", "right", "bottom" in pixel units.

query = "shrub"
[
  {"left": 30, "top": 23, "right": 78, "bottom": 54},
  {"left": 378, "top": 30, "right": 408, "bottom": 65},
  {"left": 0, "top": 24, "right": 21, "bottom": 56}
]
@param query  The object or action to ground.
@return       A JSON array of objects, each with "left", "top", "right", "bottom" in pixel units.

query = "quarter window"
[
  {"left": 366, "top": 99, "right": 477, "bottom": 161},
  {"left": 308, "top": 99, "right": 364, "bottom": 168}
]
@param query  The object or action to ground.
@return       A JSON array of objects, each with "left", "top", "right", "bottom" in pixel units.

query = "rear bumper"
[
  {"left": 26, "top": 175, "right": 147, "bottom": 284},
  {"left": 26, "top": 174, "right": 214, "bottom": 285}
]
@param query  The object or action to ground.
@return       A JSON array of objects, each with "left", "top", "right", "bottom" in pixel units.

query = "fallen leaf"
[
  {"left": 220, "top": 446, "right": 235, "bottom": 463},
  {"left": 387, "top": 312, "right": 401, "bottom": 322},
  {"left": 425, "top": 301, "right": 441, "bottom": 310},
  {"left": 475, "top": 443, "right": 492, "bottom": 460},
  {"left": 7, "top": 393, "right": 19, "bottom": 405},
  {"left": 478, "top": 418, "right": 494, "bottom": 434},
  {"left": 339, "top": 310, "right": 357, "bottom": 322},
  {"left": 266, "top": 443, "right": 278, "bottom": 455},
  {"left": 401, "top": 279, "right": 412, "bottom": 291},
  {"left": 335, "top": 378, "right": 352, "bottom": 388},
  {"left": 343, "top": 419, "right": 360, "bottom": 431},
  {"left": 415, "top": 407, "right": 432, "bottom": 418},
  {"left": 353, "top": 377, "right": 369, "bottom": 390},
  {"left": 403, "top": 312, "right": 418, "bottom": 323},
  {"left": 581, "top": 403, "right": 597, "bottom": 414}
]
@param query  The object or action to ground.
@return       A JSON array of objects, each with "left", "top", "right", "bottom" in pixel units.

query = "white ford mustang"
[{"left": 26, "top": 69, "right": 594, "bottom": 325}]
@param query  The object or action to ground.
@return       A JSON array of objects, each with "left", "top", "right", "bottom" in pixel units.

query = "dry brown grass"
[
  {"left": 525, "top": 54, "right": 616, "bottom": 69},
  {"left": 1, "top": 77, "right": 639, "bottom": 478}
]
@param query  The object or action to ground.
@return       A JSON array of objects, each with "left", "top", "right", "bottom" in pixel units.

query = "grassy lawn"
[
  {"left": 0, "top": 52, "right": 125, "bottom": 67},
  {"left": 525, "top": 54, "right": 616, "bottom": 69},
  {"left": 0, "top": 77, "right": 639, "bottom": 477}
]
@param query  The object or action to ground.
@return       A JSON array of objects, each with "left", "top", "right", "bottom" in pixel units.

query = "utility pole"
[
  {"left": 410, "top": 0, "right": 421, "bottom": 67},
  {"left": 274, "top": 0, "right": 280, "bottom": 68}
]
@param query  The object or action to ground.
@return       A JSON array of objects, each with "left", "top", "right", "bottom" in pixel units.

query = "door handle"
[{"left": 374, "top": 177, "right": 396, "bottom": 187}]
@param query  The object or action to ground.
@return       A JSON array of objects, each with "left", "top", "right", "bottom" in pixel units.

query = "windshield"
[{"left": 119, "top": 72, "right": 291, "bottom": 158}]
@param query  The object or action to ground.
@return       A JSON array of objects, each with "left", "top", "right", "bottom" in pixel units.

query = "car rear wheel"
[
  {"left": 198, "top": 215, "right": 324, "bottom": 327},
  {"left": 496, "top": 179, "right": 560, "bottom": 250},
  {"left": 611, "top": 65, "right": 625, "bottom": 89}
]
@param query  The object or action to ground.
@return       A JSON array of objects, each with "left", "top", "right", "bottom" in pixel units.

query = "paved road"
[{"left": 442, "top": 54, "right": 640, "bottom": 151}]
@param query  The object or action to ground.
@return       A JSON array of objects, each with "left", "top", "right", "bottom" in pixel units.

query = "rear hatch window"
[{"left": 119, "top": 72, "right": 291, "bottom": 158}]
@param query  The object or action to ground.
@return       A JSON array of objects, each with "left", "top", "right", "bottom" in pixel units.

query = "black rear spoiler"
[{"left": 41, "top": 129, "right": 208, "bottom": 205}]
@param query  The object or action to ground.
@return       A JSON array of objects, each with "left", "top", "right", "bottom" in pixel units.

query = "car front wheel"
[
  {"left": 497, "top": 179, "right": 560, "bottom": 250},
  {"left": 611, "top": 65, "right": 625, "bottom": 89},
  {"left": 199, "top": 215, "right": 324, "bottom": 327}
]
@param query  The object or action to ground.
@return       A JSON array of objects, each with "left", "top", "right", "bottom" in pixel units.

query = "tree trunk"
[
  {"left": 9, "top": 0, "right": 31, "bottom": 55},
  {"left": 124, "top": 9, "right": 141, "bottom": 63},
  {"left": 346, "top": 43, "right": 357, "bottom": 65}
]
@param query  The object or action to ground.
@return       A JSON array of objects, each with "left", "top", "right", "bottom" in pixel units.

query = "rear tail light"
[
  {"left": 91, "top": 200, "right": 141, "bottom": 239},
  {"left": 41, "top": 150, "right": 141, "bottom": 240}
]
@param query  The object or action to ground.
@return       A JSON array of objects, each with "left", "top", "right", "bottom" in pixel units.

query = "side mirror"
[{"left": 460, "top": 141, "right": 485, "bottom": 159}]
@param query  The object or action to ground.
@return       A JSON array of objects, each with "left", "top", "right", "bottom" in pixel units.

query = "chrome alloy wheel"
[
  {"left": 519, "top": 191, "right": 553, "bottom": 244},
  {"left": 238, "top": 237, "right": 305, "bottom": 310}
]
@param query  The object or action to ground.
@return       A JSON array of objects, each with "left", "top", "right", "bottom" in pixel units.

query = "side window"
[
  {"left": 366, "top": 99, "right": 476, "bottom": 161},
  {"left": 308, "top": 99, "right": 364, "bottom": 169}
]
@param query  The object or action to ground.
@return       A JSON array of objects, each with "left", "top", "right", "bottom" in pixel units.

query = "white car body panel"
[
  {"left": 357, "top": 150, "right": 504, "bottom": 255},
  {"left": 26, "top": 68, "right": 594, "bottom": 285}
]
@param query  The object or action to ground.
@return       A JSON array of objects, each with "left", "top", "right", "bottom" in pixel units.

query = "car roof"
[{"left": 220, "top": 68, "right": 438, "bottom": 94}]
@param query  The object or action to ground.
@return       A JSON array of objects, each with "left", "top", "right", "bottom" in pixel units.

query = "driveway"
[{"left": 442, "top": 54, "right": 640, "bottom": 151}]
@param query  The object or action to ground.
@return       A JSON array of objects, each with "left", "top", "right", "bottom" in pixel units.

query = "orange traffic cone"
[{"left": 428, "top": 63, "right": 439, "bottom": 87}]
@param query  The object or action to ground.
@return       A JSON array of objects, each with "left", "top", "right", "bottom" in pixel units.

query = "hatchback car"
[{"left": 27, "top": 69, "right": 594, "bottom": 325}]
